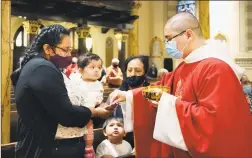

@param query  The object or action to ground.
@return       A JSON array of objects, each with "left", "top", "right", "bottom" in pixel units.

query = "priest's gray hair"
[{"left": 165, "top": 12, "right": 203, "bottom": 37}]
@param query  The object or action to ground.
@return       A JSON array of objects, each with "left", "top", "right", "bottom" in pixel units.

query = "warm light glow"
[
  {"left": 115, "top": 32, "right": 122, "bottom": 41},
  {"left": 86, "top": 37, "right": 92, "bottom": 52},
  {"left": 117, "top": 41, "right": 122, "bottom": 50},
  {"left": 23, "top": 30, "right": 27, "bottom": 47},
  {"left": 115, "top": 32, "right": 122, "bottom": 50}
]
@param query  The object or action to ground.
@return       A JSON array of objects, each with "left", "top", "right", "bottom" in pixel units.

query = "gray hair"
[{"left": 158, "top": 68, "right": 169, "bottom": 78}]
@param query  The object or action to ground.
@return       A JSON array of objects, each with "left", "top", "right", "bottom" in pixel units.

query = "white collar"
[{"left": 183, "top": 39, "right": 244, "bottom": 80}]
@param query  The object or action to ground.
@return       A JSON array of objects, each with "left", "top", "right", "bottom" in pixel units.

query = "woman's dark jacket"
[{"left": 13, "top": 56, "right": 91, "bottom": 158}]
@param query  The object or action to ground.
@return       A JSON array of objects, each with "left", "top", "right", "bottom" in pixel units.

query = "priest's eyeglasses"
[
  {"left": 164, "top": 31, "right": 186, "bottom": 43},
  {"left": 164, "top": 27, "right": 200, "bottom": 43}
]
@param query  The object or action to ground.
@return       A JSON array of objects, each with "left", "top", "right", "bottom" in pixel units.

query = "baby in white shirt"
[
  {"left": 57, "top": 54, "right": 104, "bottom": 158},
  {"left": 77, "top": 54, "right": 105, "bottom": 158}
]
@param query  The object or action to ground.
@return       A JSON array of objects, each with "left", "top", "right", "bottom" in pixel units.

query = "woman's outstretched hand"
[{"left": 90, "top": 107, "right": 113, "bottom": 118}]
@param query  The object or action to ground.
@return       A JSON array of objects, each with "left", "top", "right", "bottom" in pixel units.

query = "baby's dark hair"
[
  {"left": 102, "top": 117, "right": 124, "bottom": 129},
  {"left": 77, "top": 53, "right": 103, "bottom": 69}
]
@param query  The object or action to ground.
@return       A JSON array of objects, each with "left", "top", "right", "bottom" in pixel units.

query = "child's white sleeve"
[
  {"left": 95, "top": 143, "right": 105, "bottom": 158},
  {"left": 127, "top": 142, "right": 133, "bottom": 154}
]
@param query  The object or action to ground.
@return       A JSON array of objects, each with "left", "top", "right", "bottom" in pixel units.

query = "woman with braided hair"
[{"left": 10, "top": 24, "right": 112, "bottom": 158}]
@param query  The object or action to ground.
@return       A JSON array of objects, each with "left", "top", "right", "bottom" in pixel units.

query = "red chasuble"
[{"left": 132, "top": 58, "right": 252, "bottom": 158}]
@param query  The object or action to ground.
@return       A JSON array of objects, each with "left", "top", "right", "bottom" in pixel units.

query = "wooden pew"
[
  {"left": 1, "top": 142, "right": 16, "bottom": 158},
  {"left": 116, "top": 153, "right": 136, "bottom": 158},
  {"left": 93, "top": 128, "right": 106, "bottom": 151},
  {"left": 10, "top": 111, "right": 18, "bottom": 142}
]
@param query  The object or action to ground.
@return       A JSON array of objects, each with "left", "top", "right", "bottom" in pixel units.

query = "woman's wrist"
[{"left": 89, "top": 107, "right": 98, "bottom": 117}]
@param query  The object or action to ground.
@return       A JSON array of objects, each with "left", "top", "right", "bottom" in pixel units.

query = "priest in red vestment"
[{"left": 109, "top": 12, "right": 252, "bottom": 158}]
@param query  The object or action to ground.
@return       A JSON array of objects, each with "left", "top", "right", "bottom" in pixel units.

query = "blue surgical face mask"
[
  {"left": 243, "top": 85, "right": 252, "bottom": 95},
  {"left": 165, "top": 41, "right": 188, "bottom": 59}
]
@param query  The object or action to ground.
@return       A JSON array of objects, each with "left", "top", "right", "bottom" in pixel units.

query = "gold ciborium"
[{"left": 142, "top": 86, "right": 170, "bottom": 101}]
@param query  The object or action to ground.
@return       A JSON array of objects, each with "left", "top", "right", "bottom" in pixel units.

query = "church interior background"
[{"left": 1, "top": 0, "right": 252, "bottom": 156}]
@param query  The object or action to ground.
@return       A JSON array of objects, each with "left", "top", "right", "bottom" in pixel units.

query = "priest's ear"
[{"left": 185, "top": 29, "right": 193, "bottom": 40}]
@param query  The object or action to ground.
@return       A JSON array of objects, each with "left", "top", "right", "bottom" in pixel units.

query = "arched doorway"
[
  {"left": 13, "top": 26, "right": 27, "bottom": 72},
  {"left": 12, "top": 25, "right": 44, "bottom": 72}
]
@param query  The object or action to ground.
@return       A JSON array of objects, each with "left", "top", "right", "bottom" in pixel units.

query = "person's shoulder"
[
  {"left": 25, "top": 57, "right": 62, "bottom": 78},
  {"left": 95, "top": 80, "right": 103, "bottom": 85},
  {"left": 26, "top": 56, "right": 58, "bottom": 71},
  {"left": 106, "top": 66, "right": 112, "bottom": 70},
  {"left": 122, "top": 140, "right": 132, "bottom": 148},
  {"left": 97, "top": 140, "right": 107, "bottom": 148},
  {"left": 199, "top": 57, "right": 232, "bottom": 71},
  {"left": 193, "top": 58, "right": 238, "bottom": 80},
  {"left": 201, "top": 57, "right": 228, "bottom": 65}
]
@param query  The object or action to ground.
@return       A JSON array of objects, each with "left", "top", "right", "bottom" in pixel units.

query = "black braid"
[{"left": 11, "top": 24, "right": 70, "bottom": 87}]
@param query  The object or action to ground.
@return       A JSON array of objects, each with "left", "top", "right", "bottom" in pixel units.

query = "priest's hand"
[
  {"left": 109, "top": 89, "right": 127, "bottom": 105},
  {"left": 148, "top": 88, "right": 163, "bottom": 108},
  {"left": 149, "top": 100, "right": 159, "bottom": 108}
]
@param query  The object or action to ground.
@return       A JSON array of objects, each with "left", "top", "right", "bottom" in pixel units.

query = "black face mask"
[
  {"left": 112, "top": 64, "right": 118, "bottom": 68},
  {"left": 126, "top": 75, "right": 145, "bottom": 88}
]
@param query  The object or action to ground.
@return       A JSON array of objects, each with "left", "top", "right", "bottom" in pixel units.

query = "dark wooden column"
[
  {"left": 76, "top": 27, "right": 90, "bottom": 55},
  {"left": 22, "top": 20, "right": 41, "bottom": 46}
]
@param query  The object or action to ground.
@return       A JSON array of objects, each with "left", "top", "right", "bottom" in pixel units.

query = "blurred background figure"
[
  {"left": 66, "top": 57, "right": 78, "bottom": 78},
  {"left": 106, "top": 58, "right": 123, "bottom": 88},
  {"left": 147, "top": 63, "right": 158, "bottom": 79},
  {"left": 157, "top": 68, "right": 169, "bottom": 81},
  {"left": 241, "top": 75, "right": 252, "bottom": 112},
  {"left": 113, "top": 55, "right": 150, "bottom": 149},
  {"left": 98, "top": 66, "right": 107, "bottom": 84}
]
